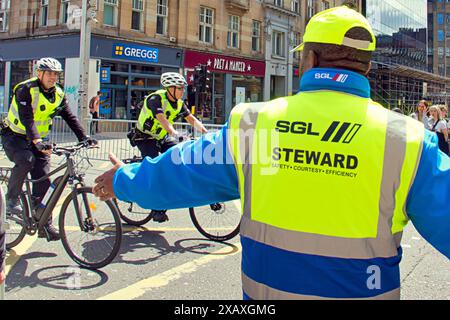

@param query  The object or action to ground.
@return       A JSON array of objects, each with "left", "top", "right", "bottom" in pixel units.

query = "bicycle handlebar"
[{"left": 52, "top": 141, "right": 99, "bottom": 156}]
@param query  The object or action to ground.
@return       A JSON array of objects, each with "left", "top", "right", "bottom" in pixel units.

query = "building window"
[
  {"left": 321, "top": 1, "right": 330, "bottom": 11},
  {"left": 437, "top": 13, "right": 444, "bottom": 25},
  {"left": 156, "top": 0, "right": 168, "bottom": 35},
  {"left": 274, "top": 0, "right": 284, "bottom": 7},
  {"left": 41, "top": 0, "right": 49, "bottom": 26},
  {"left": 199, "top": 7, "right": 214, "bottom": 44},
  {"left": 252, "top": 20, "right": 261, "bottom": 52},
  {"left": 132, "top": 0, "right": 144, "bottom": 31},
  {"left": 0, "top": 0, "right": 10, "bottom": 32},
  {"left": 292, "top": 32, "right": 300, "bottom": 59},
  {"left": 104, "top": 0, "right": 118, "bottom": 27},
  {"left": 60, "top": 0, "right": 70, "bottom": 24},
  {"left": 438, "top": 47, "right": 444, "bottom": 57},
  {"left": 227, "top": 15, "right": 240, "bottom": 49},
  {"left": 438, "top": 30, "right": 445, "bottom": 42},
  {"left": 307, "top": 0, "right": 314, "bottom": 19},
  {"left": 272, "top": 31, "right": 285, "bottom": 57},
  {"left": 291, "top": 0, "right": 299, "bottom": 13},
  {"left": 446, "top": 47, "right": 450, "bottom": 58}
]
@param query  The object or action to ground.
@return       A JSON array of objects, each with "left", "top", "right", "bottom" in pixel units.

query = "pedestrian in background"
[
  {"left": 430, "top": 105, "right": 449, "bottom": 155},
  {"left": 89, "top": 91, "right": 102, "bottom": 135},
  {"left": 410, "top": 99, "right": 431, "bottom": 129}
]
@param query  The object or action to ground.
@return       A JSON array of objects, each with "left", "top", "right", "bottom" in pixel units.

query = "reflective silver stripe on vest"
[
  {"left": 31, "top": 89, "right": 40, "bottom": 113},
  {"left": 241, "top": 216, "right": 403, "bottom": 259},
  {"left": 237, "top": 103, "right": 265, "bottom": 219},
  {"left": 242, "top": 274, "right": 401, "bottom": 300},
  {"left": 237, "top": 104, "right": 410, "bottom": 260},
  {"left": 5, "top": 118, "right": 26, "bottom": 134}
]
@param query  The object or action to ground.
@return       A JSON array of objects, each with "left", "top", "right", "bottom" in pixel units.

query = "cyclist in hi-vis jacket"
[
  {"left": 129, "top": 72, "right": 207, "bottom": 223},
  {"left": 93, "top": 6, "right": 450, "bottom": 300}
]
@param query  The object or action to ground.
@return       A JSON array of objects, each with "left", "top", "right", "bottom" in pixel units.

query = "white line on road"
[{"left": 97, "top": 243, "right": 242, "bottom": 300}]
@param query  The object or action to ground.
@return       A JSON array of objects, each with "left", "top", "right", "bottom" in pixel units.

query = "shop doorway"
[{"left": 270, "top": 76, "right": 285, "bottom": 100}]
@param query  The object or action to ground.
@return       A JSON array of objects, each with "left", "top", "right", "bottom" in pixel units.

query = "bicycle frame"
[{"left": 22, "top": 154, "right": 87, "bottom": 233}]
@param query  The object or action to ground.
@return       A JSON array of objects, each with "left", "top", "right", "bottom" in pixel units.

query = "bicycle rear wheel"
[
  {"left": 59, "top": 187, "right": 122, "bottom": 269},
  {"left": 113, "top": 199, "right": 153, "bottom": 226},
  {"left": 0, "top": 170, "right": 27, "bottom": 249},
  {"left": 189, "top": 201, "right": 241, "bottom": 242}
]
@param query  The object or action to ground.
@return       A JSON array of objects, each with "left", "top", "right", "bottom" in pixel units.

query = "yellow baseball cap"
[{"left": 293, "top": 6, "right": 376, "bottom": 52}]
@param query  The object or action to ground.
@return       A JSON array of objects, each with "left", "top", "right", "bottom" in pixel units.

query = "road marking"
[
  {"left": 402, "top": 244, "right": 412, "bottom": 248},
  {"left": 63, "top": 226, "right": 235, "bottom": 232},
  {"left": 5, "top": 194, "right": 68, "bottom": 276},
  {"left": 98, "top": 243, "right": 242, "bottom": 300}
]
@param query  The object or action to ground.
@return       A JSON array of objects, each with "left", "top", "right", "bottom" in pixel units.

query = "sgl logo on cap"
[
  {"left": 315, "top": 72, "right": 349, "bottom": 83},
  {"left": 112, "top": 43, "right": 159, "bottom": 63}
]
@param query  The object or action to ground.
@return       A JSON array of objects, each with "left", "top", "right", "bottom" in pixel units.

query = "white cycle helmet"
[
  {"left": 161, "top": 72, "right": 187, "bottom": 88},
  {"left": 36, "top": 57, "right": 63, "bottom": 72}
]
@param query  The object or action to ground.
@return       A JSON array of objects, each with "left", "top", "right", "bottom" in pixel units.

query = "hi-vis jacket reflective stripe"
[
  {"left": 228, "top": 89, "right": 424, "bottom": 299},
  {"left": 137, "top": 89, "right": 183, "bottom": 140},
  {"left": 6, "top": 77, "right": 64, "bottom": 138}
]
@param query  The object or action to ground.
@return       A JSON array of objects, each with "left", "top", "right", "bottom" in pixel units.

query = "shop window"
[
  {"left": 104, "top": 0, "right": 119, "bottom": 27},
  {"left": 132, "top": 0, "right": 144, "bottom": 31},
  {"left": 131, "top": 64, "right": 161, "bottom": 74},
  {"left": 156, "top": 0, "right": 168, "bottom": 35},
  {"left": 227, "top": 15, "right": 240, "bottom": 49},
  {"left": 252, "top": 21, "right": 261, "bottom": 52},
  {"left": 0, "top": 0, "right": 10, "bottom": 32},
  {"left": 41, "top": 0, "right": 49, "bottom": 27},
  {"left": 199, "top": 7, "right": 214, "bottom": 44}
]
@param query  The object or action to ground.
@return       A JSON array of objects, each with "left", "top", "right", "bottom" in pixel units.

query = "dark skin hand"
[{"left": 93, "top": 153, "right": 124, "bottom": 201}]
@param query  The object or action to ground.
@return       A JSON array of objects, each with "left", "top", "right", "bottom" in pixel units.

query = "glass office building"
[{"left": 364, "top": 0, "right": 449, "bottom": 112}]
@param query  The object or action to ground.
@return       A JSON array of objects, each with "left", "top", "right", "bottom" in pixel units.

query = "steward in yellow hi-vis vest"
[
  {"left": 1, "top": 57, "right": 92, "bottom": 242},
  {"left": 96, "top": 6, "right": 450, "bottom": 300}
]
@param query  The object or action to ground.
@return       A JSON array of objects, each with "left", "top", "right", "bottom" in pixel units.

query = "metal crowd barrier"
[{"left": 0, "top": 113, "right": 223, "bottom": 161}]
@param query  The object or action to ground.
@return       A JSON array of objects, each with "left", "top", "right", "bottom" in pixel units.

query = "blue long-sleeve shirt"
[{"left": 114, "top": 71, "right": 450, "bottom": 260}]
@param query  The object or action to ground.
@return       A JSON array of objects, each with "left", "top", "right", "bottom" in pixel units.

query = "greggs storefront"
[{"left": 184, "top": 50, "right": 265, "bottom": 124}]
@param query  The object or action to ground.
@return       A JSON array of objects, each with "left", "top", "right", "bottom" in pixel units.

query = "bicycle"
[
  {"left": 114, "top": 152, "right": 241, "bottom": 242},
  {"left": 0, "top": 142, "right": 122, "bottom": 269}
]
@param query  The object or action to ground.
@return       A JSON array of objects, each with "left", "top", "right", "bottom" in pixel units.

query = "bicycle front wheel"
[
  {"left": 189, "top": 201, "right": 241, "bottom": 242},
  {"left": 0, "top": 172, "right": 27, "bottom": 249},
  {"left": 59, "top": 187, "right": 122, "bottom": 269}
]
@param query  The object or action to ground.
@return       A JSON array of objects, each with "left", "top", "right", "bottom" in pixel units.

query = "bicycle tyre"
[
  {"left": 59, "top": 187, "right": 122, "bottom": 269},
  {"left": 113, "top": 199, "right": 153, "bottom": 226},
  {"left": 0, "top": 174, "right": 27, "bottom": 249},
  {"left": 189, "top": 205, "right": 240, "bottom": 242}
]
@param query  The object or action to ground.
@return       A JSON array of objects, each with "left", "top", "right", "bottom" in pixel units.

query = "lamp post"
[{"left": 78, "top": 0, "right": 97, "bottom": 130}]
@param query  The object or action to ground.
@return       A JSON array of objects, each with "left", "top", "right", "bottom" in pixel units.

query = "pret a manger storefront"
[{"left": 184, "top": 50, "right": 265, "bottom": 124}]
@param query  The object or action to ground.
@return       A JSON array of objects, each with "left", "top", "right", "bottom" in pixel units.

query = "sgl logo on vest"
[
  {"left": 113, "top": 43, "right": 159, "bottom": 63},
  {"left": 276, "top": 121, "right": 362, "bottom": 144},
  {"left": 315, "top": 72, "right": 349, "bottom": 83}
]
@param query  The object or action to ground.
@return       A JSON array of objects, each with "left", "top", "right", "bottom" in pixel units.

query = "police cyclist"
[
  {"left": 1, "top": 57, "right": 96, "bottom": 241},
  {"left": 133, "top": 72, "right": 207, "bottom": 222}
]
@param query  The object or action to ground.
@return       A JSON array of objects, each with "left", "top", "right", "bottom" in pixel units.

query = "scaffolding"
[{"left": 369, "top": 61, "right": 450, "bottom": 115}]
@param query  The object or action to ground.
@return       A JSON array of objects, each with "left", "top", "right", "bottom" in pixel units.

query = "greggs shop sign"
[
  {"left": 184, "top": 50, "right": 265, "bottom": 79},
  {"left": 112, "top": 43, "right": 159, "bottom": 63}
]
